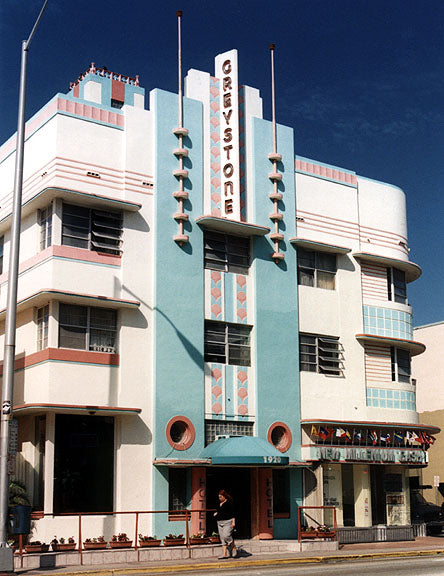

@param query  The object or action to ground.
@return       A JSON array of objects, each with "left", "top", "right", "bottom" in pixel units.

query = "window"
[
  {"left": 391, "top": 347, "right": 411, "bottom": 383},
  {"left": 273, "top": 469, "right": 290, "bottom": 516},
  {"left": 62, "top": 203, "right": 123, "bottom": 255},
  {"left": 39, "top": 205, "right": 52, "bottom": 251},
  {"left": 297, "top": 248, "right": 336, "bottom": 290},
  {"left": 169, "top": 468, "right": 187, "bottom": 519},
  {"left": 37, "top": 305, "right": 49, "bottom": 351},
  {"left": 299, "top": 333, "right": 343, "bottom": 375},
  {"left": 387, "top": 268, "right": 407, "bottom": 304},
  {"left": 59, "top": 304, "right": 117, "bottom": 352},
  {"left": 204, "top": 321, "right": 251, "bottom": 366},
  {"left": 53, "top": 414, "right": 114, "bottom": 513},
  {"left": 205, "top": 420, "right": 254, "bottom": 445},
  {"left": 204, "top": 231, "right": 250, "bottom": 273},
  {"left": 0, "top": 236, "right": 3, "bottom": 275}
]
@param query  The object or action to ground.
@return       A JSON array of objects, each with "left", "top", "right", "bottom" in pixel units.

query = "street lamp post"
[{"left": 0, "top": 1, "right": 49, "bottom": 570}]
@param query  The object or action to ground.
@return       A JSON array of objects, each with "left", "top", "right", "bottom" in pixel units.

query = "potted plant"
[
  {"left": 24, "top": 541, "right": 49, "bottom": 554},
  {"left": 208, "top": 531, "right": 221, "bottom": 544},
  {"left": 189, "top": 532, "right": 210, "bottom": 545},
  {"left": 51, "top": 536, "right": 76, "bottom": 552},
  {"left": 83, "top": 536, "right": 108, "bottom": 550},
  {"left": 138, "top": 534, "right": 161, "bottom": 547},
  {"left": 110, "top": 533, "right": 133, "bottom": 549},
  {"left": 316, "top": 524, "right": 335, "bottom": 538},
  {"left": 163, "top": 533, "right": 185, "bottom": 547}
]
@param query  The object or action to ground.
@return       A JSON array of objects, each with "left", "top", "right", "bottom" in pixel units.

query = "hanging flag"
[
  {"left": 368, "top": 430, "right": 378, "bottom": 445},
  {"left": 412, "top": 431, "right": 421, "bottom": 444},
  {"left": 318, "top": 426, "right": 331, "bottom": 440},
  {"left": 335, "top": 427, "right": 347, "bottom": 438},
  {"left": 394, "top": 431, "right": 404, "bottom": 443},
  {"left": 380, "top": 432, "right": 390, "bottom": 444},
  {"left": 311, "top": 425, "right": 319, "bottom": 438},
  {"left": 429, "top": 435, "right": 436, "bottom": 445},
  {"left": 353, "top": 429, "right": 362, "bottom": 442},
  {"left": 345, "top": 429, "right": 352, "bottom": 443},
  {"left": 405, "top": 431, "right": 413, "bottom": 445}
]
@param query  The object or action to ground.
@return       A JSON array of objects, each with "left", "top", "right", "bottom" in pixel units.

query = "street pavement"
[{"left": 11, "top": 536, "right": 444, "bottom": 576}]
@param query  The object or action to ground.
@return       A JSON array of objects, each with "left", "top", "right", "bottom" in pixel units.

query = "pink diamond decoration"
[
  {"left": 211, "top": 162, "right": 220, "bottom": 173},
  {"left": 211, "top": 177, "right": 221, "bottom": 189},
  {"left": 238, "top": 405, "right": 248, "bottom": 416},
  {"left": 237, "top": 308, "right": 247, "bottom": 320},
  {"left": 237, "top": 275, "right": 246, "bottom": 287},
  {"left": 211, "top": 146, "right": 220, "bottom": 158},
  {"left": 211, "top": 193, "right": 221, "bottom": 204},
  {"left": 211, "top": 271, "right": 221, "bottom": 283},
  {"left": 211, "top": 368, "right": 222, "bottom": 380},
  {"left": 211, "top": 208, "right": 221, "bottom": 216},
  {"left": 212, "top": 304, "right": 222, "bottom": 317},
  {"left": 211, "top": 287, "right": 221, "bottom": 299},
  {"left": 210, "top": 116, "right": 220, "bottom": 128},
  {"left": 210, "top": 85, "right": 220, "bottom": 98},
  {"left": 210, "top": 101, "right": 220, "bottom": 113},
  {"left": 210, "top": 132, "right": 220, "bottom": 143},
  {"left": 237, "top": 371, "right": 247, "bottom": 383},
  {"left": 238, "top": 387, "right": 248, "bottom": 400},
  {"left": 237, "top": 291, "right": 246, "bottom": 303},
  {"left": 212, "top": 402, "right": 222, "bottom": 414},
  {"left": 212, "top": 385, "right": 222, "bottom": 397}
]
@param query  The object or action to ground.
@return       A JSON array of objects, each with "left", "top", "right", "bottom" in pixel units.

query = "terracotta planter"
[
  {"left": 51, "top": 543, "right": 76, "bottom": 552},
  {"left": 163, "top": 538, "right": 185, "bottom": 547},
  {"left": 83, "top": 542, "right": 108, "bottom": 550},
  {"left": 25, "top": 544, "right": 49, "bottom": 554},
  {"left": 138, "top": 539, "right": 161, "bottom": 547},
  {"left": 208, "top": 536, "right": 221, "bottom": 544},
  {"left": 189, "top": 537, "right": 210, "bottom": 545},
  {"left": 109, "top": 540, "right": 133, "bottom": 549},
  {"left": 300, "top": 531, "right": 318, "bottom": 539}
]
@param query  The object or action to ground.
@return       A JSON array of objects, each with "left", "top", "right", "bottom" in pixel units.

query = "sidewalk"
[{"left": 10, "top": 536, "right": 444, "bottom": 576}]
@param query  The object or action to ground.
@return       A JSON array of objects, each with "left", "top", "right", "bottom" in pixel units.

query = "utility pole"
[{"left": 0, "top": 2, "right": 49, "bottom": 570}]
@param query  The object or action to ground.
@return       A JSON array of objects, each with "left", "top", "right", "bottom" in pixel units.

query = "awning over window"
[{"left": 200, "top": 436, "right": 289, "bottom": 465}]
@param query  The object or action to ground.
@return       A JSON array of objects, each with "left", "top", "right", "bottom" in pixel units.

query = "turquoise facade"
[
  {"left": 152, "top": 88, "right": 204, "bottom": 537},
  {"left": 251, "top": 117, "right": 302, "bottom": 463}
]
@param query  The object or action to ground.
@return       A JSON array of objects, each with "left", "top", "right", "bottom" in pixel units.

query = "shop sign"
[
  {"left": 215, "top": 49, "right": 240, "bottom": 220},
  {"left": 314, "top": 446, "right": 427, "bottom": 465}
]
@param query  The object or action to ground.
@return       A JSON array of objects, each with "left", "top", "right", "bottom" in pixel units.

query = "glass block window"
[{"left": 205, "top": 420, "right": 254, "bottom": 445}]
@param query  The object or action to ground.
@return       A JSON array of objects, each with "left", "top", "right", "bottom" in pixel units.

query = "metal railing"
[
  {"left": 297, "top": 505, "right": 338, "bottom": 543},
  {"left": 15, "top": 508, "right": 216, "bottom": 566}
]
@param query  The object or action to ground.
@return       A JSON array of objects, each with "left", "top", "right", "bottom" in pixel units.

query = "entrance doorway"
[
  {"left": 206, "top": 468, "right": 251, "bottom": 538},
  {"left": 371, "top": 466, "right": 387, "bottom": 524}
]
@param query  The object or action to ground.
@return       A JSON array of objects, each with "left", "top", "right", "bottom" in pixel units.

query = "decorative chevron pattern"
[
  {"left": 237, "top": 368, "right": 248, "bottom": 416},
  {"left": 211, "top": 365, "right": 223, "bottom": 416},
  {"left": 210, "top": 77, "right": 221, "bottom": 216},
  {"left": 211, "top": 270, "right": 222, "bottom": 320},
  {"left": 236, "top": 274, "right": 247, "bottom": 323}
]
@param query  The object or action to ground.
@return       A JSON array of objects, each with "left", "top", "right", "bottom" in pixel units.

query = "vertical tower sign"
[{"left": 215, "top": 49, "right": 240, "bottom": 220}]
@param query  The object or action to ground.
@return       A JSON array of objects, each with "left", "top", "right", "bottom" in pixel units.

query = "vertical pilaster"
[{"left": 44, "top": 412, "right": 55, "bottom": 514}]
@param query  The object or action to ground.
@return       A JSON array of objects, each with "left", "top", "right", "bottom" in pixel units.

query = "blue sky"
[{"left": 1, "top": 0, "right": 444, "bottom": 326}]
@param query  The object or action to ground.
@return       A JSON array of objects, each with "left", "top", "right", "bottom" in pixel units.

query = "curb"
[{"left": 16, "top": 548, "right": 444, "bottom": 576}]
